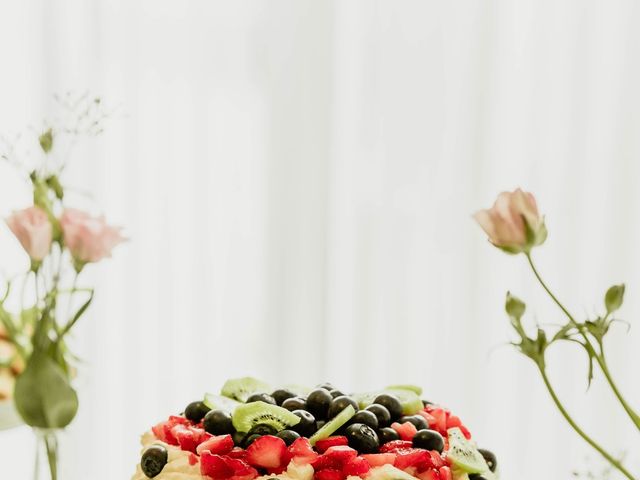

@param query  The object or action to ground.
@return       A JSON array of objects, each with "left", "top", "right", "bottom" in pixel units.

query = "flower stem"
[
  {"left": 526, "top": 253, "right": 640, "bottom": 431},
  {"left": 539, "top": 367, "right": 636, "bottom": 480}
]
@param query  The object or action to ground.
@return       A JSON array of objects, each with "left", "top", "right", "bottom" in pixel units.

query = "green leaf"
[
  {"left": 46, "top": 175, "right": 64, "bottom": 200},
  {"left": 14, "top": 352, "right": 78, "bottom": 428},
  {"left": 39, "top": 128, "right": 53, "bottom": 153},
  {"left": 605, "top": 284, "right": 625, "bottom": 314},
  {"left": 505, "top": 292, "right": 526, "bottom": 320}
]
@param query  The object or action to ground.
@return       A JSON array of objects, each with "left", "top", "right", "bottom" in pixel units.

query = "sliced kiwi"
[
  {"left": 355, "top": 388, "right": 423, "bottom": 415},
  {"left": 203, "top": 393, "right": 241, "bottom": 412},
  {"left": 446, "top": 427, "right": 489, "bottom": 474},
  {"left": 385, "top": 384, "right": 423, "bottom": 396},
  {"left": 308, "top": 404, "right": 356, "bottom": 445},
  {"left": 366, "top": 464, "right": 419, "bottom": 480},
  {"left": 232, "top": 401, "right": 301, "bottom": 433},
  {"left": 221, "top": 376, "right": 272, "bottom": 402}
]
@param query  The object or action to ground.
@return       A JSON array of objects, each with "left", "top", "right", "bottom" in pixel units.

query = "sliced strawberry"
[
  {"left": 314, "top": 469, "right": 345, "bottom": 480},
  {"left": 152, "top": 422, "right": 169, "bottom": 442},
  {"left": 225, "top": 457, "right": 258, "bottom": 477},
  {"left": 228, "top": 447, "right": 248, "bottom": 460},
  {"left": 379, "top": 440, "right": 413, "bottom": 453},
  {"left": 416, "top": 470, "right": 440, "bottom": 480},
  {"left": 361, "top": 453, "right": 397, "bottom": 467},
  {"left": 289, "top": 437, "right": 319, "bottom": 464},
  {"left": 311, "top": 454, "right": 341, "bottom": 471},
  {"left": 445, "top": 415, "right": 462, "bottom": 429},
  {"left": 391, "top": 422, "right": 418, "bottom": 441},
  {"left": 173, "top": 424, "right": 200, "bottom": 453},
  {"left": 315, "top": 436, "right": 348, "bottom": 453},
  {"left": 189, "top": 453, "right": 199, "bottom": 466},
  {"left": 197, "top": 435, "right": 235, "bottom": 456},
  {"left": 342, "top": 456, "right": 370, "bottom": 476},
  {"left": 438, "top": 466, "right": 452, "bottom": 480},
  {"left": 459, "top": 425, "right": 472, "bottom": 440},
  {"left": 394, "top": 448, "right": 432, "bottom": 471},
  {"left": 428, "top": 451, "right": 444, "bottom": 469},
  {"left": 245, "top": 435, "right": 288, "bottom": 469},
  {"left": 428, "top": 409, "right": 447, "bottom": 434},
  {"left": 201, "top": 453, "right": 234, "bottom": 479},
  {"left": 323, "top": 445, "right": 357, "bottom": 465},
  {"left": 417, "top": 410, "right": 436, "bottom": 426}
]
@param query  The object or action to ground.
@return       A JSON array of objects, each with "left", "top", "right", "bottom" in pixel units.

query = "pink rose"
[
  {"left": 60, "top": 209, "right": 125, "bottom": 267},
  {"left": 5, "top": 206, "right": 53, "bottom": 261},
  {"left": 474, "top": 188, "right": 547, "bottom": 254}
]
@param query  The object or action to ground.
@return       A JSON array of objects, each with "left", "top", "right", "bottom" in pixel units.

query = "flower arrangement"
[
  {"left": 475, "top": 189, "right": 638, "bottom": 480},
  {"left": 0, "top": 94, "right": 124, "bottom": 479}
]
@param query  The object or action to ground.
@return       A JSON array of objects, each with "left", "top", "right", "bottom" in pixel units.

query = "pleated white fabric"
[{"left": 0, "top": 1, "right": 639, "bottom": 478}]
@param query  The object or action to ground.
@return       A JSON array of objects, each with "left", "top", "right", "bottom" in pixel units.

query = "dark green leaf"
[
  {"left": 45, "top": 175, "right": 64, "bottom": 200},
  {"left": 605, "top": 284, "right": 625, "bottom": 314},
  {"left": 14, "top": 352, "right": 78, "bottom": 428}
]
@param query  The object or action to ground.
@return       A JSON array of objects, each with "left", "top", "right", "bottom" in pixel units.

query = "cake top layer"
[{"left": 134, "top": 377, "right": 498, "bottom": 480}]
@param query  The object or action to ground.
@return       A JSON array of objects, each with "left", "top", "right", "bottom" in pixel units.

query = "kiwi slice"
[
  {"left": 232, "top": 401, "right": 301, "bottom": 433},
  {"left": 203, "top": 393, "right": 241, "bottom": 412},
  {"left": 366, "top": 464, "right": 419, "bottom": 480},
  {"left": 385, "top": 384, "right": 423, "bottom": 396},
  {"left": 355, "top": 388, "right": 423, "bottom": 415},
  {"left": 308, "top": 404, "right": 356, "bottom": 445},
  {"left": 446, "top": 427, "right": 489, "bottom": 474},
  {"left": 221, "top": 376, "right": 272, "bottom": 402}
]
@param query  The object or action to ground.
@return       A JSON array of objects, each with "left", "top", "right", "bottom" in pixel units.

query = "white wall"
[{"left": 0, "top": 1, "right": 639, "bottom": 479}]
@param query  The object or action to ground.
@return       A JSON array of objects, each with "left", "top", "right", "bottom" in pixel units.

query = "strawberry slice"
[
  {"left": 197, "top": 435, "right": 235, "bottom": 456},
  {"left": 315, "top": 436, "right": 348, "bottom": 453},
  {"left": 225, "top": 457, "right": 258, "bottom": 477},
  {"left": 428, "top": 409, "right": 447, "bottom": 434},
  {"left": 428, "top": 451, "right": 444, "bottom": 469},
  {"left": 342, "top": 456, "right": 370, "bottom": 476},
  {"left": 311, "top": 454, "right": 341, "bottom": 471},
  {"left": 459, "top": 425, "right": 472, "bottom": 440},
  {"left": 361, "top": 453, "right": 397, "bottom": 467},
  {"left": 228, "top": 447, "right": 248, "bottom": 460},
  {"left": 416, "top": 470, "right": 440, "bottom": 480},
  {"left": 391, "top": 422, "right": 418, "bottom": 441},
  {"left": 289, "top": 437, "right": 319, "bottom": 464},
  {"left": 417, "top": 410, "right": 436, "bottom": 425},
  {"left": 201, "top": 453, "right": 234, "bottom": 479},
  {"left": 173, "top": 425, "right": 200, "bottom": 453},
  {"left": 245, "top": 435, "right": 288, "bottom": 469},
  {"left": 445, "top": 415, "right": 462, "bottom": 429},
  {"left": 438, "top": 466, "right": 452, "bottom": 480},
  {"left": 379, "top": 440, "right": 413, "bottom": 453},
  {"left": 323, "top": 445, "right": 357, "bottom": 465},
  {"left": 314, "top": 469, "right": 345, "bottom": 480},
  {"left": 394, "top": 448, "right": 432, "bottom": 471}
]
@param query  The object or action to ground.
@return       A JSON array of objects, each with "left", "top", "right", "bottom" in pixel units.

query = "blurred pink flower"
[
  {"left": 6, "top": 206, "right": 53, "bottom": 261},
  {"left": 60, "top": 209, "right": 125, "bottom": 266},
  {"left": 474, "top": 188, "right": 547, "bottom": 254}
]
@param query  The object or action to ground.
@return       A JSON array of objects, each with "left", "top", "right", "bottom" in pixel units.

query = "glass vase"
[{"left": 33, "top": 428, "right": 60, "bottom": 480}]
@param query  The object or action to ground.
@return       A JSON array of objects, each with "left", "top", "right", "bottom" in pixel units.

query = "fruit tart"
[{"left": 131, "top": 378, "right": 498, "bottom": 480}]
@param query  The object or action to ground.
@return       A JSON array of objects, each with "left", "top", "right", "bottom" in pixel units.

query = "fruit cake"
[{"left": 131, "top": 378, "right": 499, "bottom": 480}]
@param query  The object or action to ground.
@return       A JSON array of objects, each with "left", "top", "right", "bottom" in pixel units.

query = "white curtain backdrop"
[{"left": 1, "top": 1, "right": 639, "bottom": 479}]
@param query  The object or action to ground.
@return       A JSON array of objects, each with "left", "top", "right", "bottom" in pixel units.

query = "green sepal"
[
  {"left": 605, "top": 284, "right": 625, "bottom": 314},
  {"left": 39, "top": 128, "right": 53, "bottom": 153}
]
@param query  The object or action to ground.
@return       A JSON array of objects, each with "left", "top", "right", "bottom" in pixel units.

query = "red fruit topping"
[
  {"left": 323, "top": 445, "right": 357, "bottom": 464},
  {"left": 189, "top": 453, "right": 199, "bottom": 466},
  {"left": 429, "top": 451, "right": 445, "bottom": 469},
  {"left": 201, "top": 453, "right": 234, "bottom": 479},
  {"left": 445, "top": 415, "right": 462, "bottom": 429},
  {"left": 417, "top": 410, "right": 436, "bottom": 426},
  {"left": 289, "top": 437, "right": 319, "bottom": 464},
  {"left": 228, "top": 447, "right": 248, "bottom": 460},
  {"left": 379, "top": 440, "right": 413, "bottom": 453},
  {"left": 342, "top": 456, "right": 371, "bottom": 476},
  {"left": 416, "top": 470, "right": 440, "bottom": 480},
  {"left": 245, "top": 435, "right": 289, "bottom": 469},
  {"left": 428, "top": 409, "right": 447, "bottom": 434},
  {"left": 314, "top": 469, "right": 345, "bottom": 480},
  {"left": 391, "top": 422, "right": 418, "bottom": 441},
  {"left": 173, "top": 425, "right": 200, "bottom": 453},
  {"left": 459, "top": 425, "right": 472, "bottom": 440},
  {"left": 197, "top": 435, "right": 235, "bottom": 456},
  {"left": 361, "top": 453, "right": 397, "bottom": 467},
  {"left": 315, "top": 436, "right": 349, "bottom": 453},
  {"left": 311, "top": 454, "right": 341, "bottom": 471},
  {"left": 438, "top": 466, "right": 452, "bottom": 480},
  {"left": 394, "top": 448, "right": 432, "bottom": 471}
]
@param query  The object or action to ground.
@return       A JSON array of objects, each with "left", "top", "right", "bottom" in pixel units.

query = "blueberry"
[
  {"left": 344, "top": 423, "right": 379, "bottom": 454},
  {"left": 372, "top": 394, "right": 403, "bottom": 420},
  {"left": 276, "top": 429, "right": 301, "bottom": 446},
  {"left": 242, "top": 434, "right": 261, "bottom": 448},
  {"left": 271, "top": 389, "right": 297, "bottom": 406},
  {"left": 349, "top": 410, "right": 379, "bottom": 430},
  {"left": 399, "top": 415, "right": 429, "bottom": 430},
  {"left": 365, "top": 404, "right": 391, "bottom": 428},
  {"left": 478, "top": 449, "right": 498, "bottom": 472},
  {"left": 203, "top": 409, "right": 234, "bottom": 435},
  {"left": 184, "top": 401, "right": 211, "bottom": 423},
  {"left": 317, "top": 382, "right": 335, "bottom": 391},
  {"left": 329, "top": 389, "right": 345, "bottom": 399},
  {"left": 306, "top": 388, "right": 333, "bottom": 420},
  {"left": 248, "top": 424, "right": 278, "bottom": 436},
  {"left": 141, "top": 445, "right": 168, "bottom": 478},
  {"left": 246, "top": 393, "right": 277, "bottom": 405},
  {"left": 412, "top": 429, "right": 445, "bottom": 453},
  {"left": 328, "top": 395, "right": 359, "bottom": 419},
  {"left": 377, "top": 427, "right": 400, "bottom": 444},
  {"left": 291, "top": 410, "right": 317, "bottom": 437},
  {"left": 232, "top": 431, "right": 246, "bottom": 446},
  {"left": 282, "top": 397, "right": 307, "bottom": 411}
]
